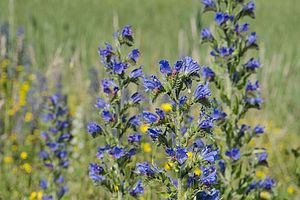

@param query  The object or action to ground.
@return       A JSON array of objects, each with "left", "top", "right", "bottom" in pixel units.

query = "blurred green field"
[
  {"left": 0, "top": 0, "right": 300, "bottom": 199},
  {"left": 1, "top": 0, "right": 299, "bottom": 132}
]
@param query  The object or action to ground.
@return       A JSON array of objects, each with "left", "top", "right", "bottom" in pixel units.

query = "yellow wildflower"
[
  {"left": 287, "top": 185, "right": 295, "bottom": 194},
  {"left": 21, "top": 163, "right": 32, "bottom": 173},
  {"left": 4, "top": 156, "right": 13, "bottom": 164},
  {"left": 12, "top": 145, "right": 18, "bottom": 152},
  {"left": 29, "top": 192, "right": 37, "bottom": 200},
  {"left": 140, "top": 197, "right": 145, "bottom": 200},
  {"left": 37, "top": 191, "right": 43, "bottom": 200},
  {"left": 260, "top": 191, "right": 271, "bottom": 199},
  {"left": 141, "top": 143, "right": 152, "bottom": 153},
  {"left": 10, "top": 133, "right": 17, "bottom": 141},
  {"left": 164, "top": 162, "right": 173, "bottom": 170},
  {"left": 140, "top": 124, "right": 150, "bottom": 133},
  {"left": 25, "top": 112, "right": 33, "bottom": 122},
  {"left": 194, "top": 168, "right": 202, "bottom": 176},
  {"left": 160, "top": 103, "right": 172, "bottom": 112},
  {"left": 187, "top": 152, "right": 193, "bottom": 160},
  {"left": 114, "top": 185, "right": 119, "bottom": 191},
  {"left": 29, "top": 74, "right": 37, "bottom": 81},
  {"left": 20, "top": 151, "right": 28, "bottom": 160},
  {"left": 16, "top": 65, "right": 24, "bottom": 72},
  {"left": 255, "top": 170, "right": 265, "bottom": 179}
]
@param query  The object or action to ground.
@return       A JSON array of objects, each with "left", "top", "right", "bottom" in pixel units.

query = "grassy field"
[
  {"left": 0, "top": 0, "right": 300, "bottom": 199},
  {"left": 1, "top": 0, "right": 299, "bottom": 131}
]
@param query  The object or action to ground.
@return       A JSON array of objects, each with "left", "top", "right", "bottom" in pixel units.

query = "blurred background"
[{"left": 0, "top": 0, "right": 299, "bottom": 199}]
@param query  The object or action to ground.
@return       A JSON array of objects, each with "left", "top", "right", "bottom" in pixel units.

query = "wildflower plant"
[
  {"left": 139, "top": 57, "right": 220, "bottom": 200},
  {"left": 200, "top": 0, "right": 276, "bottom": 199},
  {"left": 87, "top": 26, "right": 145, "bottom": 199},
  {"left": 39, "top": 94, "right": 72, "bottom": 199}
]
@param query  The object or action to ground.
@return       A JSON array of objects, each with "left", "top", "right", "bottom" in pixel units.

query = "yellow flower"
[
  {"left": 140, "top": 124, "right": 150, "bottom": 133},
  {"left": 114, "top": 185, "right": 119, "bottom": 191},
  {"left": 29, "top": 191, "right": 37, "bottom": 200},
  {"left": 37, "top": 191, "right": 43, "bottom": 200},
  {"left": 29, "top": 74, "right": 37, "bottom": 81},
  {"left": 25, "top": 112, "right": 33, "bottom": 122},
  {"left": 194, "top": 168, "right": 202, "bottom": 176},
  {"left": 12, "top": 145, "right": 18, "bottom": 152},
  {"left": 10, "top": 133, "right": 17, "bottom": 141},
  {"left": 160, "top": 103, "right": 172, "bottom": 112},
  {"left": 164, "top": 162, "right": 173, "bottom": 170},
  {"left": 287, "top": 186, "right": 295, "bottom": 194},
  {"left": 255, "top": 170, "right": 265, "bottom": 179},
  {"left": 21, "top": 163, "right": 32, "bottom": 173},
  {"left": 16, "top": 65, "right": 24, "bottom": 72},
  {"left": 4, "top": 156, "right": 13, "bottom": 164},
  {"left": 141, "top": 143, "right": 152, "bottom": 153},
  {"left": 140, "top": 197, "right": 145, "bottom": 200},
  {"left": 260, "top": 191, "right": 271, "bottom": 199},
  {"left": 187, "top": 152, "right": 193, "bottom": 160},
  {"left": 20, "top": 151, "right": 28, "bottom": 160}
]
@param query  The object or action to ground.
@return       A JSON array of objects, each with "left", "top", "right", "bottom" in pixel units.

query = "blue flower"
[
  {"left": 176, "top": 147, "right": 188, "bottom": 164},
  {"left": 179, "top": 96, "right": 188, "bottom": 107},
  {"left": 130, "top": 179, "right": 144, "bottom": 196},
  {"left": 112, "top": 61, "right": 128, "bottom": 74},
  {"left": 128, "top": 49, "right": 140, "bottom": 63},
  {"left": 110, "top": 146, "right": 124, "bottom": 159},
  {"left": 135, "top": 162, "right": 154, "bottom": 176},
  {"left": 87, "top": 121, "right": 102, "bottom": 137},
  {"left": 122, "top": 25, "right": 133, "bottom": 38},
  {"left": 143, "top": 75, "right": 163, "bottom": 91},
  {"left": 215, "top": 12, "right": 233, "bottom": 25},
  {"left": 212, "top": 109, "right": 227, "bottom": 121},
  {"left": 253, "top": 125, "right": 264, "bottom": 134},
  {"left": 130, "top": 66, "right": 143, "bottom": 79},
  {"left": 98, "top": 42, "right": 113, "bottom": 64},
  {"left": 159, "top": 60, "right": 172, "bottom": 75},
  {"left": 40, "top": 179, "right": 48, "bottom": 189},
  {"left": 199, "top": 118, "right": 214, "bottom": 129},
  {"left": 42, "top": 195, "right": 53, "bottom": 200},
  {"left": 246, "top": 32, "right": 257, "bottom": 45},
  {"left": 200, "top": 166, "right": 217, "bottom": 185},
  {"left": 96, "top": 145, "right": 110, "bottom": 159},
  {"left": 155, "top": 108, "right": 165, "bottom": 120},
  {"left": 102, "top": 79, "right": 119, "bottom": 95},
  {"left": 102, "top": 110, "right": 113, "bottom": 122},
  {"left": 201, "top": 145, "right": 218, "bottom": 163},
  {"left": 225, "top": 148, "right": 241, "bottom": 161},
  {"left": 147, "top": 128, "right": 161, "bottom": 139},
  {"left": 46, "top": 142, "right": 58, "bottom": 152},
  {"left": 235, "top": 23, "right": 249, "bottom": 33},
  {"left": 131, "top": 92, "right": 142, "bottom": 104},
  {"left": 128, "top": 134, "right": 142, "bottom": 143},
  {"left": 194, "top": 83, "right": 211, "bottom": 100},
  {"left": 89, "top": 163, "right": 105, "bottom": 182},
  {"left": 259, "top": 177, "right": 276, "bottom": 190},
  {"left": 246, "top": 80, "right": 259, "bottom": 91},
  {"left": 39, "top": 150, "right": 49, "bottom": 159},
  {"left": 202, "top": 67, "right": 215, "bottom": 80},
  {"left": 56, "top": 150, "right": 67, "bottom": 159},
  {"left": 194, "top": 139, "right": 205, "bottom": 149},
  {"left": 197, "top": 189, "right": 220, "bottom": 200},
  {"left": 166, "top": 148, "right": 175, "bottom": 157},
  {"left": 95, "top": 98, "right": 107, "bottom": 109},
  {"left": 57, "top": 186, "right": 68, "bottom": 199},
  {"left": 202, "top": 0, "right": 216, "bottom": 9},
  {"left": 256, "top": 151, "right": 268, "bottom": 163},
  {"left": 218, "top": 46, "right": 234, "bottom": 57},
  {"left": 244, "top": 58, "right": 260, "bottom": 70},
  {"left": 181, "top": 57, "right": 200, "bottom": 76},
  {"left": 128, "top": 115, "right": 141, "bottom": 127},
  {"left": 143, "top": 111, "right": 158, "bottom": 123},
  {"left": 218, "top": 160, "right": 225, "bottom": 172},
  {"left": 173, "top": 60, "right": 183, "bottom": 72},
  {"left": 243, "top": 1, "right": 256, "bottom": 12},
  {"left": 201, "top": 28, "right": 213, "bottom": 41}
]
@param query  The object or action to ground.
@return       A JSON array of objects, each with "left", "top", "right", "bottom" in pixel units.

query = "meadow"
[{"left": 0, "top": 0, "right": 300, "bottom": 199}]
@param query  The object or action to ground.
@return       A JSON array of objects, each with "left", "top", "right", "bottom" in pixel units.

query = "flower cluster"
[
  {"left": 87, "top": 26, "right": 145, "bottom": 199},
  {"left": 39, "top": 94, "right": 72, "bottom": 200},
  {"left": 137, "top": 56, "right": 220, "bottom": 199},
  {"left": 200, "top": 0, "right": 276, "bottom": 198}
]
